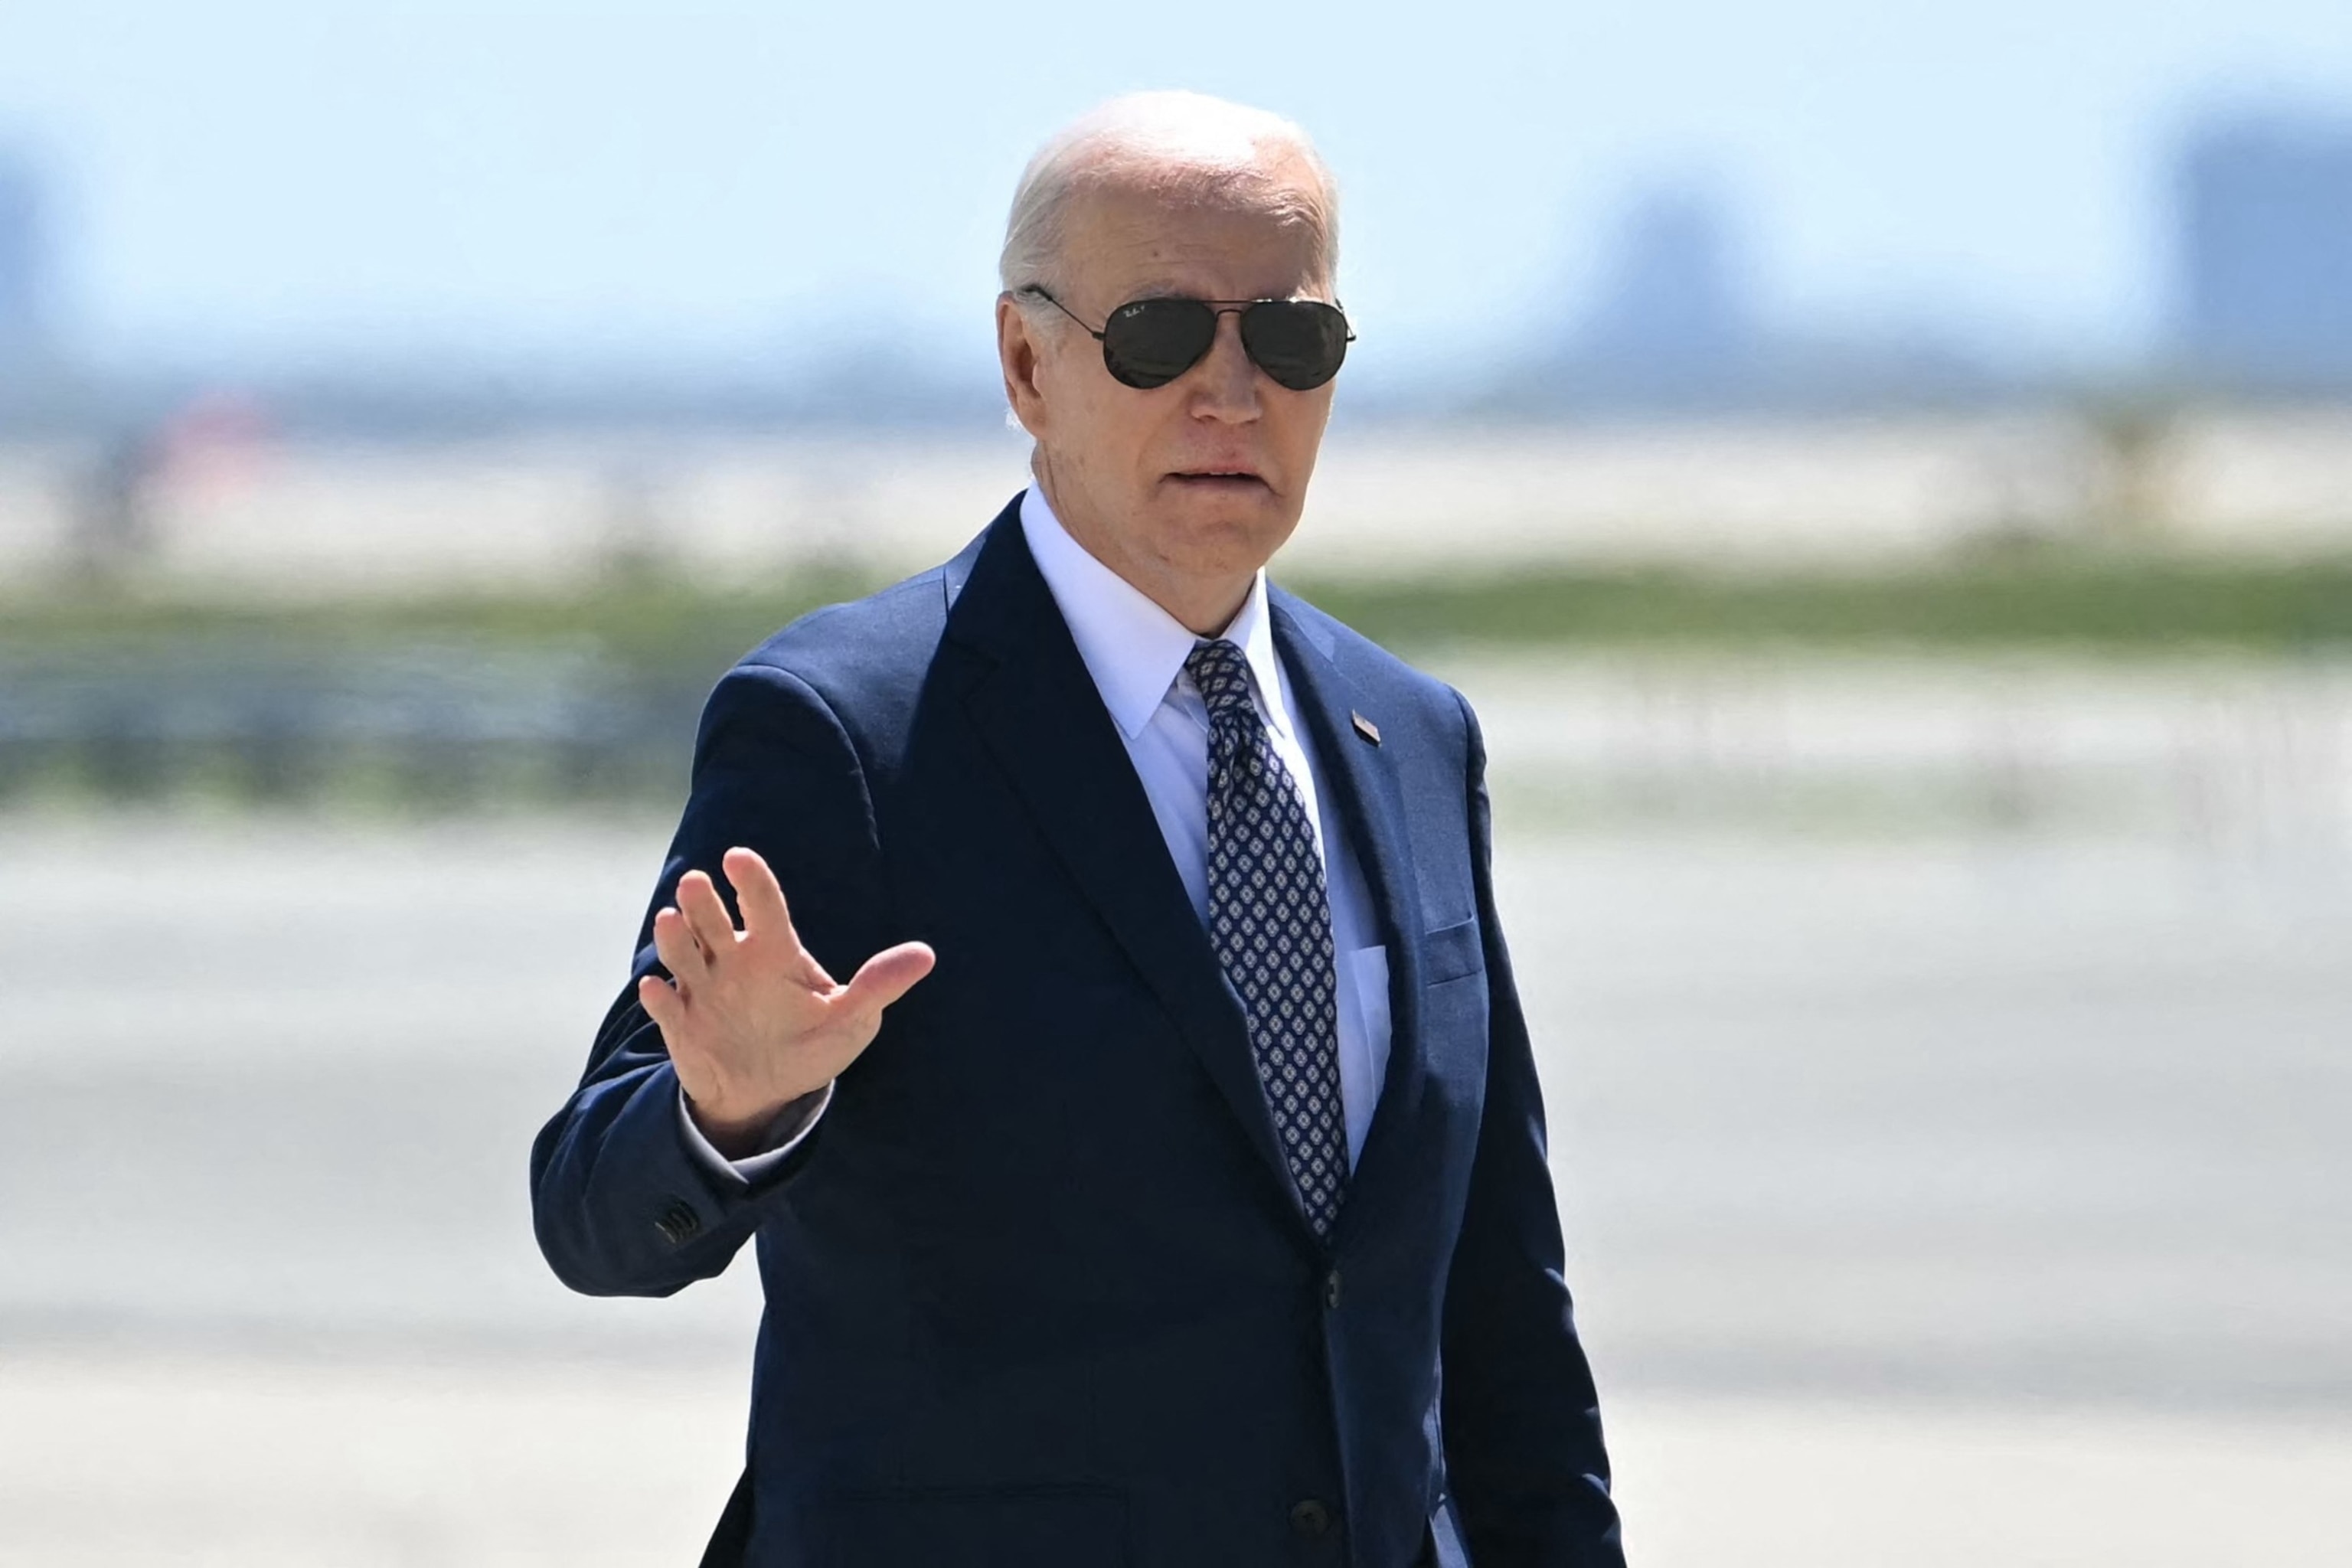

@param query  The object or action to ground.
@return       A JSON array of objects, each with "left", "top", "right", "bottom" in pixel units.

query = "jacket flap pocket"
[{"left": 1422, "top": 917, "right": 1484, "bottom": 985}]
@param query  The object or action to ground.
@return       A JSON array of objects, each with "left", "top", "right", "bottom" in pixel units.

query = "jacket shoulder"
[
  {"left": 737, "top": 562, "right": 951, "bottom": 691},
  {"left": 699, "top": 557, "right": 964, "bottom": 760}
]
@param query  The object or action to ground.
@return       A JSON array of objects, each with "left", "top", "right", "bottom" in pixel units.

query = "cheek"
[
  {"left": 1037, "top": 344, "right": 1119, "bottom": 429},
  {"left": 1268, "top": 394, "right": 1334, "bottom": 466},
  {"left": 1036, "top": 351, "right": 1090, "bottom": 419},
  {"left": 1055, "top": 362, "right": 1142, "bottom": 433},
  {"left": 1044, "top": 384, "right": 1120, "bottom": 468},
  {"left": 1098, "top": 397, "right": 1188, "bottom": 477}
]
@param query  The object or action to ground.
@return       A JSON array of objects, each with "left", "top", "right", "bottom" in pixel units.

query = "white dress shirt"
[{"left": 680, "top": 485, "right": 1392, "bottom": 1182}]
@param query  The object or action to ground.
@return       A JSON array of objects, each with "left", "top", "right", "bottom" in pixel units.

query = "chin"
[
  {"left": 1161, "top": 474, "right": 1292, "bottom": 523},
  {"left": 1157, "top": 508, "right": 1298, "bottom": 581}
]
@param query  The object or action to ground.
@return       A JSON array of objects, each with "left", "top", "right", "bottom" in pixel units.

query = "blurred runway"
[
  {"left": 7, "top": 1355, "right": 2348, "bottom": 1567},
  {"left": 10, "top": 413, "right": 2352, "bottom": 589},
  {"left": 3, "top": 676, "right": 2350, "bottom": 1561}
]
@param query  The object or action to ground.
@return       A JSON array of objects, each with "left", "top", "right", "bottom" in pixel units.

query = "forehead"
[{"left": 1059, "top": 175, "right": 1329, "bottom": 305}]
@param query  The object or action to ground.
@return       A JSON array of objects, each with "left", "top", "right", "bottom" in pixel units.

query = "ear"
[{"left": 997, "top": 295, "right": 1050, "bottom": 440}]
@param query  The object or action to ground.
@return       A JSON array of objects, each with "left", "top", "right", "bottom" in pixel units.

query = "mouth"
[{"left": 1165, "top": 469, "right": 1271, "bottom": 494}]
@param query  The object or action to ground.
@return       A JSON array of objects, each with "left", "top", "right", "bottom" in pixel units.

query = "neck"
[{"left": 1035, "top": 473, "right": 1254, "bottom": 638}]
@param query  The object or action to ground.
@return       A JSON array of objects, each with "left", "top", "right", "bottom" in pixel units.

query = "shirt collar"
[{"left": 1019, "top": 484, "right": 1292, "bottom": 743}]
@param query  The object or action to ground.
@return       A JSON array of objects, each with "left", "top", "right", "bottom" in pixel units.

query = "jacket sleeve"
[
  {"left": 528, "top": 658, "right": 888, "bottom": 1298},
  {"left": 1439, "top": 691, "right": 1626, "bottom": 1566}
]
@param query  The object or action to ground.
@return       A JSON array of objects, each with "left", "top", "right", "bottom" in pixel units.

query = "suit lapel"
[
  {"left": 946, "top": 509, "right": 1299, "bottom": 1215},
  {"left": 1270, "top": 592, "right": 1432, "bottom": 1243}
]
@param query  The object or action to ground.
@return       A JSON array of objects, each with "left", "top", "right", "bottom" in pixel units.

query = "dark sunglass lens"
[
  {"left": 1241, "top": 301, "right": 1350, "bottom": 390},
  {"left": 1100, "top": 298, "right": 1217, "bottom": 389}
]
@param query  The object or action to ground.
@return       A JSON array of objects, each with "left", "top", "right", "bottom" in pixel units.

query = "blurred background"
[{"left": 4, "top": 2, "right": 2350, "bottom": 1563}]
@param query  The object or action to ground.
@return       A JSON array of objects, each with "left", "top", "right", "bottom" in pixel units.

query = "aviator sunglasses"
[{"left": 1019, "top": 286, "right": 1355, "bottom": 391}]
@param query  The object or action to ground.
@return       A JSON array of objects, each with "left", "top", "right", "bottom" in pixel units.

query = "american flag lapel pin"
[{"left": 1351, "top": 710, "right": 1381, "bottom": 746}]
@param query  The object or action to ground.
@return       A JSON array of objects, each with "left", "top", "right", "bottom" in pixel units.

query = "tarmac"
[{"left": 4, "top": 662, "right": 2349, "bottom": 1563}]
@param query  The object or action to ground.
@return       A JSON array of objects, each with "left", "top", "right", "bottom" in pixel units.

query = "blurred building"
[
  {"left": 1576, "top": 184, "right": 1759, "bottom": 401},
  {"left": 2177, "top": 114, "right": 2352, "bottom": 392},
  {"left": 1511, "top": 178, "right": 2004, "bottom": 417}
]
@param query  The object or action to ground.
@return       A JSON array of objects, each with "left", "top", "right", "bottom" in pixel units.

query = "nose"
[{"left": 1184, "top": 309, "right": 1261, "bottom": 423}]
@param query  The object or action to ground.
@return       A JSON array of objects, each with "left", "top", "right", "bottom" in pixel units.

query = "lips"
[{"left": 1167, "top": 468, "right": 1269, "bottom": 489}]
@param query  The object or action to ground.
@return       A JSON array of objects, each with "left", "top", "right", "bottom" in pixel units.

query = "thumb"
[{"left": 841, "top": 941, "right": 936, "bottom": 1017}]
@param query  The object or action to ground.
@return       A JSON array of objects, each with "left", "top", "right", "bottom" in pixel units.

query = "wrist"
[{"left": 682, "top": 1092, "right": 786, "bottom": 1160}]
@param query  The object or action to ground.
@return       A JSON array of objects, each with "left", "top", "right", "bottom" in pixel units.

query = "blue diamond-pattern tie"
[{"left": 1185, "top": 637, "right": 1348, "bottom": 1237}]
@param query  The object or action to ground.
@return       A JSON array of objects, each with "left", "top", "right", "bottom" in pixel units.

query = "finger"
[
  {"left": 675, "top": 870, "right": 740, "bottom": 960},
  {"left": 723, "top": 847, "right": 831, "bottom": 988},
  {"left": 651, "top": 906, "right": 708, "bottom": 986},
  {"left": 723, "top": 847, "right": 795, "bottom": 944},
  {"left": 839, "top": 941, "right": 936, "bottom": 1018},
  {"left": 637, "top": 972, "right": 684, "bottom": 1038}
]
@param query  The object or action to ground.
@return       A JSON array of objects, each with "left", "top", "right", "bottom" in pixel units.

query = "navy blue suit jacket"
[{"left": 531, "top": 498, "right": 1622, "bottom": 1567}]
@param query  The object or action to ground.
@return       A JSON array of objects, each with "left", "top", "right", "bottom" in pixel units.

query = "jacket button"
[
  {"left": 655, "top": 1200, "right": 702, "bottom": 1244},
  {"left": 1323, "top": 1269, "right": 1341, "bottom": 1310},
  {"left": 1290, "top": 1498, "right": 1331, "bottom": 1537}
]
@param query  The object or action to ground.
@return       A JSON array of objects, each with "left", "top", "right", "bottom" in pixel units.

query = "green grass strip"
[{"left": 8, "top": 550, "right": 2351, "bottom": 671}]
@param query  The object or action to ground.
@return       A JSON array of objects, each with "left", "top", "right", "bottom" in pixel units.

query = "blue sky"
[{"left": 3, "top": 0, "right": 2350, "bottom": 384}]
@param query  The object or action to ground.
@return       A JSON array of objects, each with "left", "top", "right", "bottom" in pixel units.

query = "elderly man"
[{"left": 531, "top": 92, "right": 1622, "bottom": 1568}]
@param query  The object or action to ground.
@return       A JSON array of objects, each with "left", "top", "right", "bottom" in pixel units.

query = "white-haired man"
[{"left": 534, "top": 91, "right": 1624, "bottom": 1568}]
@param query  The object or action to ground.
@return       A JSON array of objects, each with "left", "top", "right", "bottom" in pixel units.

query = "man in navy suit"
[{"left": 531, "top": 90, "right": 1622, "bottom": 1567}]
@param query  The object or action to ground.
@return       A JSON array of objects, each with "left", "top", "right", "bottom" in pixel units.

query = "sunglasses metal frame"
[{"left": 1014, "top": 286, "right": 1355, "bottom": 391}]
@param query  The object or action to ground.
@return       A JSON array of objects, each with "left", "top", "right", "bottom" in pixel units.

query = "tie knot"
[{"left": 1184, "top": 638, "right": 1256, "bottom": 724}]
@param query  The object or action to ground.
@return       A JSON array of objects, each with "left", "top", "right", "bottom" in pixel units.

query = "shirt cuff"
[{"left": 675, "top": 1080, "right": 834, "bottom": 1188}]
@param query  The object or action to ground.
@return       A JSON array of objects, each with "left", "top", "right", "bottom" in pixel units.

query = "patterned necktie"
[{"left": 1185, "top": 637, "right": 1349, "bottom": 1237}]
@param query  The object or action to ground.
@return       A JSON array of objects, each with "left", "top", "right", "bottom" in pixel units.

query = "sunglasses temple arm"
[{"left": 1020, "top": 286, "right": 1107, "bottom": 342}]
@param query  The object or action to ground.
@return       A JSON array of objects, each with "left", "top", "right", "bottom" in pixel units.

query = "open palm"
[{"left": 640, "top": 845, "right": 934, "bottom": 1156}]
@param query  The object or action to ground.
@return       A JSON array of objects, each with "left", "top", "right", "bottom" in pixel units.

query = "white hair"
[{"left": 998, "top": 90, "right": 1340, "bottom": 299}]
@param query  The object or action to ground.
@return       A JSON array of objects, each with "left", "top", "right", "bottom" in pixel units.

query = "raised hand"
[{"left": 639, "top": 846, "right": 934, "bottom": 1158}]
